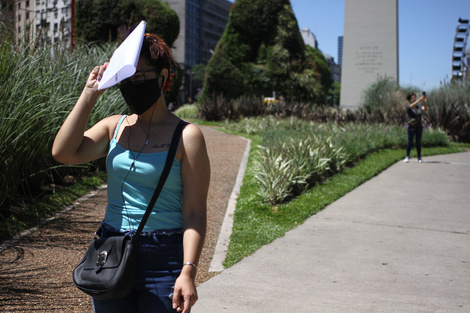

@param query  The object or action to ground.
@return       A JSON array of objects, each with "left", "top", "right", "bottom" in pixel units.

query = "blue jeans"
[
  {"left": 406, "top": 125, "right": 423, "bottom": 158},
  {"left": 93, "top": 223, "right": 184, "bottom": 313}
]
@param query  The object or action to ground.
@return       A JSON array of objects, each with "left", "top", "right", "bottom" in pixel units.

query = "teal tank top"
[{"left": 104, "top": 115, "right": 183, "bottom": 231}]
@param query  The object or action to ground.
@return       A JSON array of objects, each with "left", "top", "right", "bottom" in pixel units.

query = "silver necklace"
[{"left": 137, "top": 116, "right": 151, "bottom": 145}]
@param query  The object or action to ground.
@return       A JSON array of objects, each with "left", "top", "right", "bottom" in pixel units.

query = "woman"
[
  {"left": 404, "top": 92, "right": 427, "bottom": 163},
  {"left": 52, "top": 34, "right": 210, "bottom": 313}
]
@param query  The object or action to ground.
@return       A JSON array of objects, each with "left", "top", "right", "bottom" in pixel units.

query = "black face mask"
[{"left": 119, "top": 79, "right": 162, "bottom": 115}]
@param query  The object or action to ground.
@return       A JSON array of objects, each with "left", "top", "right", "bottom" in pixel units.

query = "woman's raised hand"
[{"left": 85, "top": 63, "right": 109, "bottom": 93}]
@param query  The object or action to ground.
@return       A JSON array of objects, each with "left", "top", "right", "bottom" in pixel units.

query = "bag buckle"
[{"left": 96, "top": 251, "right": 108, "bottom": 267}]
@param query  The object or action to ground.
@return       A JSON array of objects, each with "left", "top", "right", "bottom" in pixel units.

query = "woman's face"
[
  {"left": 118, "top": 58, "right": 164, "bottom": 115},
  {"left": 410, "top": 94, "right": 416, "bottom": 102}
]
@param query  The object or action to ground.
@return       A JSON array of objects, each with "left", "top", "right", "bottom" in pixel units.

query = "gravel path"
[{"left": 0, "top": 125, "right": 249, "bottom": 312}]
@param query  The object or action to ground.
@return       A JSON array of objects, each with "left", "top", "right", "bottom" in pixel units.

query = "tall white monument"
[{"left": 340, "top": 0, "right": 399, "bottom": 110}]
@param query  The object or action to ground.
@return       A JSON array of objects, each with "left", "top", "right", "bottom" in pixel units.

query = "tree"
[
  {"left": 304, "top": 45, "right": 333, "bottom": 104},
  {"left": 126, "top": 0, "right": 180, "bottom": 46},
  {"left": 75, "top": 0, "right": 130, "bottom": 43},
  {"left": 200, "top": 0, "right": 327, "bottom": 105},
  {"left": 75, "top": 0, "right": 179, "bottom": 47}
]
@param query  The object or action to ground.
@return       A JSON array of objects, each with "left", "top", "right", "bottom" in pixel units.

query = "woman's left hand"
[{"left": 172, "top": 274, "right": 198, "bottom": 313}]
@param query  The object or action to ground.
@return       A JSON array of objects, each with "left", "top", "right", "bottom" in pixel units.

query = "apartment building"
[
  {"left": 164, "top": 0, "right": 232, "bottom": 102},
  {"left": 1, "top": 0, "right": 73, "bottom": 47}
]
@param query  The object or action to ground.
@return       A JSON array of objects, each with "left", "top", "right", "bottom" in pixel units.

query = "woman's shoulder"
[
  {"left": 181, "top": 122, "right": 204, "bottom": 140},
  {"left": 99, "top": 114, "right": 125, "bottom": 128},
  {"left": 105, "top": 114, "right": 126, "bottom": 122},
  {"left": 179, "top": 121, "right": 207, "bottom": 154},
  {"left": 94, "top": 114, "right": 126, "bottom": 139},
  {"left": 167, "top": 113, "right": 202, "bottom": 138}
]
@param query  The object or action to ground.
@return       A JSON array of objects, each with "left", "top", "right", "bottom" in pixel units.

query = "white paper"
[{"left": 98, "top": 20, "right": 147, "bottom": 90}]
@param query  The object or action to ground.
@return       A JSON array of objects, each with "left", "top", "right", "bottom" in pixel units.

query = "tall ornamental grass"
[
  {"left": 358, "top": 77, "right": 470, "bottom": 142},
  {"left": 224, "top": 116, "right": 450, "bottom": 204},
  {"left": 0, "top": 37, "right": 125, "bottom": 214},
  {"left": 358, "top": 77, "right": 404, "bottom": 124},
  {"left": 426, "top": 82, "right": 470, "bottom": 142}
]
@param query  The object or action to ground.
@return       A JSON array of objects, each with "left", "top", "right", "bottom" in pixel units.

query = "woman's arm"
[
  {"left": 422, "top": 96, "right": 428, "bottom": 111},
  {"left": 172, "top": 124, "right": 210, "bottom": 313},
  {"left": 408, "top": 95, "right": 425, "bottom": 109},
  {"left": 52, "top": 64, "right": 118, "bottom": 164}
]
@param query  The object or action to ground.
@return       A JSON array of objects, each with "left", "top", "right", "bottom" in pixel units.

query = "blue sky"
[{"left": 289, "top": 0, "right": 470, "bottom": 91}]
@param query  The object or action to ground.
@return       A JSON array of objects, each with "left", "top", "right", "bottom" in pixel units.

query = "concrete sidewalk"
[{"left": 192, "top": 151, "right": 470, "bottom": 313}]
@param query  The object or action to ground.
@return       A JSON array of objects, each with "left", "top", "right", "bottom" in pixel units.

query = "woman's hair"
[
  {"left": 140, "top": 33, "right": 176, "bottom": 83},
  {"left": 407, "top": 93, "right": 416, "bottom": 101}
]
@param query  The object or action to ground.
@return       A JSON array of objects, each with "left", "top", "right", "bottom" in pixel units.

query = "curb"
[{"left": 209, "top": 137, "right": 251, "bottom": 272}]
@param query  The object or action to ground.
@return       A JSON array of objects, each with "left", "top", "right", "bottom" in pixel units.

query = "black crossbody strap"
[{"left": 133, "top": 120, "right": 188, "bottom": 242}]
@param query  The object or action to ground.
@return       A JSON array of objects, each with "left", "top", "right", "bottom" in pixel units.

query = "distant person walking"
[{"left": 404, "top": 92, "right": 427, "bottom": 163}]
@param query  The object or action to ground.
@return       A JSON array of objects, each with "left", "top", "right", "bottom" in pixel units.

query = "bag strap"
[{"left": 132, "top": 120, "right": 188, "bottom": 243}]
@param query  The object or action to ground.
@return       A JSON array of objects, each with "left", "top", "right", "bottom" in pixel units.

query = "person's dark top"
[{"left": 406, "top": 102, "right": 422, "bottom": 127}]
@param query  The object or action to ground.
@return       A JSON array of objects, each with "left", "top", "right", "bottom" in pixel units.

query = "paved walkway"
[{"left": 193, "top": 151, "right": 470, "bottom": 313}]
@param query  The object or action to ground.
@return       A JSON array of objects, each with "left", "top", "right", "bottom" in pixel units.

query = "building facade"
[
  {"left": 322, "top": 52, "right": 341, "bottom": 84},
  {"left": 340, "top": 0, "right": 398, "bottom": 110},
  {"left": 33, "top": 0, "right": 73, "bottom": 48},
  {"left": 1, "top": 0, "right": 73, "bottom": 48},
  {"left": 165, "top": 0, "right": 231, "bottom": 66},
  {"left": 337, "top": 36, "right": 343, "bottom": 67},
  {"left": 300, "top": 27, "right": 317, "bottom": 49},
  {"left": 16, "top": 0, "right": 37, "bottom": 42},
  {"left": 164, "top": 0, "right": 232, "bottom": 103}
]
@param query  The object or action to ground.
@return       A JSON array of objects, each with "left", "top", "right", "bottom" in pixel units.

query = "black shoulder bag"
[{"left": 72, "top": 120, "right": 187, "bottom": 300}]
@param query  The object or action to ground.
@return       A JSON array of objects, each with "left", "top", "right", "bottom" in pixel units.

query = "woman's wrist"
[
  {"left": 78, "top": 87, "right": 101, "bottom": 108},
  {"left": 181, "top": 262, "right": 198, "bottom": 279},
  {"left": 183, "top": 262, "right": 198, "bottom": 270}
]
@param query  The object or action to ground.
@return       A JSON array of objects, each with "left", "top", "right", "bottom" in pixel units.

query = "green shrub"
[
  {"left": 200, "top": 94, "right": 237, "bottom": 121},
  {"left": 224, "top": 117, "right": 450, "bottom": 204},
  {"left": 233, "top": 95, "right": 266, "bottom": 118},
  {"left": 254, "top": 135, "right": 347, "bottom": 204},
  {"left": 174, "top": 104, "right": 199, "bottom": 119},
  {"left": 358, "top": 76, "right": 405, "bottom": 124}
]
